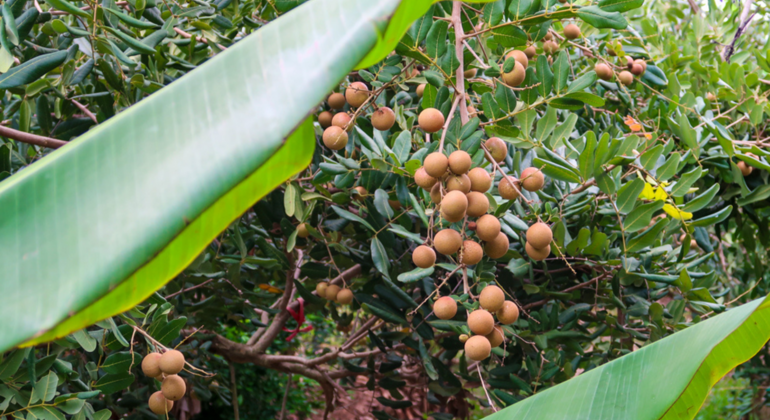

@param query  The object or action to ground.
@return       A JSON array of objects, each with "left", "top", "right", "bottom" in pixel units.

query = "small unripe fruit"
[
  {"left": 524, "top": 45, "right": 536, "bottom": 59},
  {"left": 525, "top": 242, "right": 550, "bottom": 261},
  {"left": 618, "top": 70, "right": 634, "bottom": 86},
  {"left": 485, "top": 137, "right": 507, "bottom": 162},
  {"left": 563, "top": 23, "right": 580, "bottom": 40},
  {"left": 503, "top": 62, "right": 526, "bottom": 87},
  {"left": 460, "top": 240, "right": 483, "bottom": 265},
  {"left": 446, "top": 174, "right": 472, "bottom": 193},
  {"left": 468, "top": 168, "right": 492, "bottom": 192},
  {"left": 465, "top": 335, "right": 491, "bottom": 361},
  {"left": 448, "top": 150, "right": 472, "bottom": 174},
  {"left": 161, "top": 374, "right": 186, "bottom": 401},
  {"left": 527, "top": 222, "right": 553, "bottom": 249},
  {"left": 418, "top": 108, "right": 445, "bottom": 133},
  {"left": 149, "top": 391, "right": 173, "bottom": 415},
  {"left": 498, "top": 177, "right": 521, "bottom": 200},
  {"left": 467, "top": 105, "right": 477, "bottom": 116},
  {"left": 345, "top": 82, "right": 369, "bottom": 108},
  {"left": 479, "top": 285, "right": 505, "bottom": 312},
  {"left": 607, "top": 47, "right": 617, "bottom": 56},
  {"left": 372, "top": 107, "right": 396, "bottom": 131},
  {"left": 544, "top": 32, "right": 553, "bottom": 41},
  {"left": 468, "top": 310, "right": 495, "bottom": 335},
  {"left": 336, "top": 288, "right": 354, "bottom": 305},
  {"left": 497, "top": 301, "right": 520, "bottom": 324},
  {"left": 506, "top": 49, "right": 529, "bottom": 69},
  {"left": 466, "top": 192, "right": 490, "bottom": 217},
  {"left": 325, "top": 284, "right": 341, "bottom": 301},
  {"left": 322, "top": 126, "right": 348, "bottom": 150},
  {"left": 159, "top": 350, "right": 185, "bottom": 375},
  {"left": 434, "top": 229, "right": 462, "bottom": 255},
  {"left": 415, "top": 167, "right": 438, "bottom": 190},
  {"left": 706, "top": 92, "right": 717, "bottom": 101},
  {"left": 631, "top": 63, "right": 644, "bottom": 76},
  {"left": 595, "top": 63, "right": 613, "bottom": 81},
  {"left": 318, "top": 111, "right": 333, "bottom": 128},
  {"left": 441, "top": 190, "right": 469, "bottom": 222},
  {"left": 464, "top": 68, "right": 478, "bottom": 78},
  {"left": 485, "top": 232, "right": 510, "bottom": 259},
  {"left": 424, "top": 152, "right": 449, "bottom": 178},
  {"left": 459, "top": 333, "right": 469, "bottom": 342},
  {"left": 413, "top": 245, "right": 437, "bottom": 268},
  {"left": 486, "top": 326, "right": 504, "bottom": 347},
  {"left": 297, "top": 223, "right": 310, "bottom": 239},
  {"left": 520, "top": 167, "right": 545, "bottom": 191},
  {"left": 328, "top": 92, "right": 346, "bottom": 109},
  {"left": 434, "top": 296, "right": 458, "bottom": 320},
  {"left": 476, "top": 215, "right": 501, "bottom": 242},
  {"left": 331, "top": 112, "right": 352, "bottom": 130},
  {"left": 543, "top": 40, "right": 559, "bottom": 54},
  {"left": 316, "top": 282, "right": 328, "bottom": 298},
  {"left": 738, "top": 160, "right": 753, "bottom": 176},
  {"left": 416, "top": 84, "right": 426, "bottom": 97},
  {"left": 430, "top": 183, "right": 442, "bottom": 204},
  {"left": 142, "top": 353, "right": 162, "bottom": 378},
  {"left": 467, "top": 221, "right": 477, "bottom": 231}
]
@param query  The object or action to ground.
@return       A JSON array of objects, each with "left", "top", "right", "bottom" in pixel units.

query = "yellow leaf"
[
  {"left": 663, "top": 204, "right": 693, "bottom": 220},
  {"left": 653, "top": 186, "right": 668, "bottom": 201},
  {"left": 639, "top": 183, "right": 656, "bottom": 200},
  {"left": 259, "top": 284, "right": 284, "bottom": 294}
]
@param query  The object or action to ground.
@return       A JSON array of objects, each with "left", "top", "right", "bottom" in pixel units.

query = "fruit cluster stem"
[{"left": 452, "top": 2, "right": 470, "bottom": 126}]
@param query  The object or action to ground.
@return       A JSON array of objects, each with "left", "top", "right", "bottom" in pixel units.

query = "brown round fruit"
[
  {"left": 446, "top": 174, "right": 472, "bottom": 193},
  {"left": 485, "top": 137, "right": 507, "bottom": 162},
  {"left": 595, "top": 63, "right": 613, "bottom": 81},
  {"left": 372, "top": 107, "right": 396, "bottom": 131},
  {"left": 325, "top": 284, "right": 341, "bottom": 301},
  {"left": 486, "top": 326, "right": 504, "bottom": 347},
  {"left": 468, "top": 168, "right": 492, "bottom": 192},
  {"left": 506, "top": 49, "right": 529, "bottom": 69},
  {"left": 631, "top": 63, "right": 644, "bottom": 76},
  {"left": 618, "top": 70, "right": 634, "bottom": 86},
  {"left": 520, "top": 167, "right": 545, "bottom": 191},
  {"left": 738, "top": 160, "right": 753, "bottom": 176},
  {"left": 634, "top": 59, "right": 647, "bottom": 73},
  {"left": 434, "top": 229, "right": 463, "bottom": 255},
  {"left": 322, "top": 126, "right": 348, "bottom": 151},
  {"left": 413, "top": 245, "right": 437, "bottom": 268},
  {"left": 434, "top": 296, "right": 458, "bottom": 320},
  {"left": 159, "top": 350, "right": 185, "bottom": 375},
  {"left": 468, "top": 309, "right": 495, "bottom": 335},
  {"left": 465, "top": 335, "right": 492, "bottom": 361},
  {"left": 352, "top": 186, "right": 367, "bottom": 201},
  {"left": 543, "top": 40, "right": 559, "bottom": 54},
  {"left": 563, "top": 23, "right": 580, "bottom": 40},
  {"left": 416, "top": 84, "right": 426, "bottom": 98},
  {"left": 466, "top": 192, "right": 490, "bottom": 217},
  {"left": 498, "top": 177, "right": 521, "bottom": 200},
  {"left": 476, "top": 215, "right": 501, "bottom": 242},
  {"left": 315, "top": 282, "right": 328, "bottom": 298},
  {"left": 318, "top": 111, "right": 333, "bottom": 128},
  {"left": 424, "top": 152, "right": 449, "bottom": 178},
  {"left": 149, "top": 391, "right": 173, "bottom": 415},
  {"left": 503, "top": 62, "right": 526, "bottom": 87},
  {"left": 161, "top": 374, "right": 186, "bottom": 401},
  {"left": 448, "top": 150, "right": 472, "bottom": 175},
  {"left": 328, "top": 92, "right": 346, "bottom": 109},
  {"left": 460, "top": 240, "right": 483, "bottom": 265},
  {"left": 415, "top": 167, "right": 438, "bottom": 190},
  {"left": 441, "top": 190, "right": 469, "bottom": 222},
  {"left": 527, "top": 222, "right": 553, "bottom": 249},
  {"left": 706, "top": 92, "right": 716, "bottom": 101},
  {"left": 389, "top": 199, "right": 402, "bottom": 211},
  {"left": 544, "top": 32, "right": 553, "bottom": 41},
  {"left": 430, "top": 183, "right": 442, "bottom": 204},
  {"left": 336, "top": 289, "right": 354, "bottom": 305},
  {"left": 345, "top": 82, "right": 369, "bottom": 108},
  {"left": 142, "top": 353, "right": 162, "bottom": 378},
  {"left": 479, "top": 285, "right": 505, "bottom": 312},
  {"left": 525, "top": 242, "right": 550, "bottom": 261},
  {"left": 625, "top": 56, "right": 634, "bottom": 69},
  {"left": 497, "top": 301, "right": 520, "bottom": 325},
  {"left": 464, "top": 68, "right": 478, "bottom": 78},
  {"left": 418, "top": 108, "right": 445, "bottom": 133},
  {"left": 331, "top": 112, "right": 352, "bottom": 130},
  {"left": 297, "top": 223, "right": 310, "bottom": 239},
  {"left": 524, "top": 45, "right": 536, "bottom": 59},
  {"left": 484, "top": 232, "right": 510, "bottom": 259}
]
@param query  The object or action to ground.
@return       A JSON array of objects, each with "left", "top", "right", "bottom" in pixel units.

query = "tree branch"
[
  {"left": 452, "top": 2, "right": 469, "bottom": 126},
  {"left": 0, "top": 125, "right": 67, "bottom": 149},
  {"left": 722, "top": 0, "right": 755, "bottom": 62}
]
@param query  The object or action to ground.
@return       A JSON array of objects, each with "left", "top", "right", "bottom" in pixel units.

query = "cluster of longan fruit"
[
  {"left": 594, "top": 53, "right": 647, "bottom": 86},
  {"left": 320, "top": 82, "right": 397, "bottom": 151},
  {"left": 737, "top": 153, "right": 758, "bottom": 177},
  {"left": 433, "top": 285, "right": 520, "bottom": 361},
  {"left": 141, "top": 349, "right": 187, "bottom": 415},
  {"left": 315, "top": 281, "right": 354, "bottom": 305},
  {"left": 498, "top": 24, "right": 582, "bottom": 88}
]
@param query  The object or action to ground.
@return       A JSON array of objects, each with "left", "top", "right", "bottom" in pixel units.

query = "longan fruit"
[
  {"left": 448, "top": 150, "right": 472, "bottom": 175},
  {"left": 441, "top": 190, "right": 469, "bottom": 222},
  {"left": 430, "top": 183, "right": 442, "bottom": 204},
  {"left": 416, "top": 84, "right": 426, "bottom": 97},
  {"left": 331, "top": 112, "right": 352, "bottom": 130},
  {"left": 625, "top": 56, "right": 634, "bottom": 69},
  {"left": 631, "top": 63, "right": 644, "bottom": 76},
  {"left": 459, "top": 333, "right": 470, "bottom": 342},
  {"left": 372, "top": 107, "right": 396, "bottom": 131},
  {"left": 345, "top": 82, "right": 369, "bottom": 108},
  {"left": 465, "top": 335, "right": 491, "bottom": 361},
  {"left": 325, "top": 284, "right": 341, "bottom": 301},
  {"left": 315, "top": 282, "right": 328, "bottom": 298},
  {"left": 434, "top": 296, "right": 458, "bottom": 320},
  {"left": 161, "top": 374, "right": 186, "bottom": 401},
  {"left": 141, "top": 353, "right": 162, "bottom": 378},
  {"left": 486, "top": 326, "right": 504, "bottom": 348},
  {"left": 424, "top": 152, "right": 449, "bottom": 178},
  {"left": 485, "top": 137, "right": 507, "bottom": 162},
  {"left": 479, "top": 285, "right": 505, "bottom": 312},
  {"left": 527, "top": 222, "right": 553, "bottom": 249},
  {"left": 460, "top": 240, "right": 483, "bottom": 265},
  {"left": 352, "top": 186, "right": 368, "bottom": 201},
  {"left": 149, "top": 391, "right": 173, "bottom": 415},
  {"left": 563, "top": 23, "right": 580, "bottom": 40},
  {"left": 328, "top": 92, "right": 346, "bottom": 109},
  {"left": 520, "top": 167, "right": 545, "bottom": 191},
  {"left": 468, "top": 309, "right": 495, "bottom": 335},
  {"left": 297, "top": 223, "right": 310, "bottom": 239},
  {"left": 322, "top": 126, "right": 348, "bottom": 151},
  {"left": 543, "top": 40, "right": 559, "bottom": 54},
  {"left": 498, "top": 177, "right": 521, "bottom": 200},
  {"left": 159, "top": 350, "right": 185, "bottom": 375},
  {"left": 434, "top": 229, "right": 462, "bottom": 255},
  {"left": 485, "top": 232, "right": 510, "bottom": 259},
  {"left": 497, "top": 301, "right": 519, "bottom": 325},
  {"left": 446, "top": 174, "right": 472, "bottom": 193},
  {"left": 502, "top": 62, "right": 526, "bottom": 87},
  {"left": 418, "top": 108, "right": 445, "bottom": 133},
  {"left": 476, "top": 215, "right": 501, "bottom": 242},
  {"left": 336, "top": 289, "right": 354, "bottom": 305},
  {"left": 413, "top": 245, "right": 437, "bottom": 268},
  {"left": 738, "top": 160, "right": 753, "bottom": 176},
  {"left": 524, "top": 45, "right": 536, "bottom": 59},
  {"left": 635, "top": 59, "right": 647, "bottom": 72},
  {"left": 415, "top": 167, "right": 438, "bottom": 190},
  {"left": 706, "top": 92, "right": 717, "bottom": 101},
  {"left": 318, "top": 111, "right": 333, "bottom": 128},
  {"left": 544, "top": 32, "right": 553, "bottom": 41},
  {"left": 618, "top": 70, "right": 634, "bottom": 86},
  {"left": 464, "top": 68, "right": 477, "bottom": 78},
  {"left": 466, "top": 192, "right": 489, "bottom": 218},
  {"left": 468, "top": 168, "right": 492, "bottom": 192},
  {"left": 389, "top": 199, "right": 402, "bottom": 211},
  {"left": 525, "top": 242, "right": 551, "bottom": 261},
  {"left": 595, "top": 63, "right": 613, "bottom": 81},
  {"left": 506, "top": 49, "right": 529, "bottom": 69}
]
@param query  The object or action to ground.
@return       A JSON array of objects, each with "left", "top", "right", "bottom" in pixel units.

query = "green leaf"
[
  {"left": 624, "top": 200, "right": 664, "bottom": 232},
  {"left": 579, "top": 132, "right": 596, "bottom": 180},
  {"left": 536, "top": 55, "right": 554, "bottom": 97},
  {"left": 535, "top": 106, "right": 557, "bottom": 141},
  {"left": 626, "top": 219, "right": 667, "bottom": 252},
  {"left": 492, "top": 25, "right": 528, "bottom": 48},
  {"left": 509, "top": 0, "right": 534, "bottom": 19},
  {"left": 690, "top": 206, "right": 732, "bottom": 227},
  {"left": 598, "top": 0, "right": 643, "bottom": 12},
  {"left": 425, "top": 20, "right": 448, "bottom": 59},
  {"left": 552, "top": 51, "right": 569, "bottom": 93},
  {"left": 639, "top": 145, "right": 663, "bottom": 170},
  {"left": 72, "top": 329, "right": 97, "bottom": 352},
  {"left": 564, "top": 92, "right": 605, "bottom": 107},
  {"left": 657, "top": 152, "right": 680, "bottom": 181},
  {"left": 576, "top": 5, "right": 628, "bottom": 29},
  {"left": 101, "top": 352, "right": 136, "bottom": 375},
  {"left": 398, "top": 266, "right": 434, "bottom": 283},
  {"left": 616, "top": 178, "right": 644, "bottom": 214},
  {"left": 533, "top": 157, "right": 581, "bottom": 183},
  {"left": 333, "top": 206, "right": 376, "bottom": 232},
  {"left": 495, "top": 84, "right": 517, "bottom": 113},
  {"left": 45, "top": 0, "right": 91, "bottom": 18},
  {"left": 371, "top": 237, "right": 390, "bottom": 276},
  {"left": 0, "top": 50, "right": 68, "bottom": 88},
  {"left": 670, "top": 167, "right": 703, "bottom": 197},
  {"left": 2, "top": 4, "right": 19, "bottom": 46},
  {"left": 683, "top": 184, "right": 719, "bottom": 212},
  {"left": 102, "top": 7, "right": 160, "bottom": 29},
  {"left": 93, "top": 372, "right": 134, "bottom": 394},
  {"left": 32, "top": 372, "right": 58, "bottom": 403},
  {"left": 0, "top": 349, "right": 29, "bottom": 380},
  {"left": 567, "top": 70, "right": 597, "bottom": 93}
]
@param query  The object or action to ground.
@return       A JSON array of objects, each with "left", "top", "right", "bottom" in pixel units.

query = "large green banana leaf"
[{"left": 483, "top": 295, "right": 770, "bottom": 420}]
